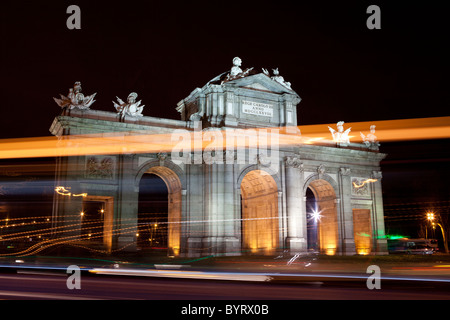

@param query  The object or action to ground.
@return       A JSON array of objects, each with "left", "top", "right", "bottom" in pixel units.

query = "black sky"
[
  {"left": 1, "top": 1, "right": 449, "bottom": 238},
  {"left": 1, "top": 1, "right": 448, "bottom": 139}
]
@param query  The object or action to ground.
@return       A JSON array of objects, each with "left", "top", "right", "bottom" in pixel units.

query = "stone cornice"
[{"left": 50, "top": 111, "right": 188, "bottom": 136}]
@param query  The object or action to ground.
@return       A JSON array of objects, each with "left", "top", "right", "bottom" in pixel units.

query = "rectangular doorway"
[
  {"left": 82, "top": 196, "right": 114, "bottom": 253},
  {"left": 353, "top": 209, "right": 372, "bottom": 255}
]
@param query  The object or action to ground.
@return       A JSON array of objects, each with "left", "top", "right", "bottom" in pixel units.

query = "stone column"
[
  {"left": 284, "top": 156, "right": 307, "bottom": 252},
  {"left": 371, "top": 171, "right": 388, "bottom": 254},
  {"left": 223, "top": 161, "right": 240, "bottom": 255},
  {"left": 186, "top": 163, "right": 204, "bottom": 257},
  {"left": 201, "top": 162, "right": 226, "bottom": 255},
  {"left": 116, "top": 154, "right": 138, "bottom": 252},
  {"left": 278, "top": 191, "right": 286, "bottom": 245},
  {"left": 52, "top": 155, "right": 83, "bottom": 237},
  {"left": 339, "top": 167, "right": 356, "bottom": 255}
]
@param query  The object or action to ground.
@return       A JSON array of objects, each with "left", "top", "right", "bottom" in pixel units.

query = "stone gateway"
[{"left": 50, "top": 58, "right": 388, "bottom": 257}]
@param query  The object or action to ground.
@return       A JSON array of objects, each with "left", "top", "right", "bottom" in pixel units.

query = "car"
[{"left": 406, "top": 244, "right": 435, "bottom": 255}]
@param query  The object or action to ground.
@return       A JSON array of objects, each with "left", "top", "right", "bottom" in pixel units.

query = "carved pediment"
[
  {"left": 243, "top": 82, "right": 271, "bottom": 91},
  {"left": 177, "top": 59, "right": 301, "bottom": 125},
  {"left": 225, "top": 73, "right": 299, "bottom": 96}
]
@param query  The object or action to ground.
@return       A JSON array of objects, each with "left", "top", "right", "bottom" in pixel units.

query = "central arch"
[
  {"left": 240, "top": 170, "right": 279, "bottom": 253},
  {"left": 137, "top": 165, "right": 182, "bottom": 256}
]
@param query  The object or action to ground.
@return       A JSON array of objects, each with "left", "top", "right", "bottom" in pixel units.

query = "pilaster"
[{"left": 284, "top": 156, "right": 307, "bottom": 252}]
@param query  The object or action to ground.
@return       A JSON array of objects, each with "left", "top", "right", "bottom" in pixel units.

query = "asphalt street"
[{"left": 0, "top": 270, "right": 449, "bottom": 300}]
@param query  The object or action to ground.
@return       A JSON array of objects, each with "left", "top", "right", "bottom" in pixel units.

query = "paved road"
[{"left": 0, "top": 271, "right": 449, "bottom": 300}]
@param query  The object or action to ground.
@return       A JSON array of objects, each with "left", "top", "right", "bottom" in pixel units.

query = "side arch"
[
  {"left": 303, "top": 173, "right": 341, "bottom": 255},
  {"left": 135, "top": 158, "right": 186, "bottom": 191},
  {"left": 303, "top": 173, "right": 340, "bottom": 198},
  {"left": 135, "top": 158, "right": 185, "bottom": 256}
]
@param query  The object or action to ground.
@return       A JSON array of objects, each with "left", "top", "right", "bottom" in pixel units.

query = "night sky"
[{"left": 1, "top": 1, "right": 449, "bottom": 239}]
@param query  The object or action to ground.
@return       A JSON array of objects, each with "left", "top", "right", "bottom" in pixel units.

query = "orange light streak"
[
  {"left": 352, "top": 178, "right": 378, "bottom": 189},
  {"left": 299, "top": 116, "right": 450, "bottom": 143},
  {"left": 0, "top": 225, "right": 138, "bottom": 257},
  {"left": 54, "top": 186, "right": 71, "bottom": 196},
  {"left": 54, "top": 186, "right": 87, "bottom": 197},
  {"left": 0, "top": 117, "right": 448, "bottom": 160}
]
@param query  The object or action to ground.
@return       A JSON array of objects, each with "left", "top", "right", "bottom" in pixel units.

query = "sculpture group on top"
[
  {"left": 328, "top": 121, "right": 351, "bottom": 146},
  {"left": 224, "top": 57, "right": 254, "bottom": 82},
  {"left": 54, "top": 82, "right": 145, "bottom": 119},
  {"left": 263, "top": 67, "right": 292, "bottom": 89},
  {"left": 53, "top": 81, "right": 97, "bottom": 110},
  {"left": 360, "top": 125, "right": 380, "bottom": 150},
  {"left": 222, "top": 57, "right": 293, "bottom": 90},
  {"left": 328, "top": 121, "right": 380, "bottom": 150},
  {"left": 113, "top": 92, "right": 145, "bottom": 118},
  {"left": 52, "top": 59, "right": 379, "bottom": 151}
]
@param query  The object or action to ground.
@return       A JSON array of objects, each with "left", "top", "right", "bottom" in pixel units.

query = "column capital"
[
  {"left": 317, "top": 164, "right": 326, "bottom": 179},
  {"left": 285, "top": 156, "right": 303, "bottom": 170},
  {"left": 339, "top": 167, "right": 351, "bottom": 176},
  {"left": 372, "top": 170, "right": 383, "bottom": 180}
]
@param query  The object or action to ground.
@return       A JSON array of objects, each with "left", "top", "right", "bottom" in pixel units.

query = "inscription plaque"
[{"left": 242, "top": 100, "right": 273, "bottom": 117}]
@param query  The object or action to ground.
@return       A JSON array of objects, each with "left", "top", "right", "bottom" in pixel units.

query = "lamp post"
[
  {"left": 149, "top": 222, "right": 158, "bottom": 247},
  {"left": 427, "top": 212, "right": 448, "bottom": 254},
  {"left": 308, "top": 209, "right": 322, "bottom": 253}
]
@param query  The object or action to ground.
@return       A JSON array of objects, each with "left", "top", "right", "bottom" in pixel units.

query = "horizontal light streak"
[
  {"left": 0, "top": 225, "right": 138, "bottom": 257},
  {"left": 89, "top": 268, "right": 272, "bottom": 282},
  {"left": 300, "top": 116, "right": 450, "bottom": 142},
  {"left": 0, "top": 215, "right": 291, "bottom": 258},
  {"left": 352, "top": 178, "right": 378, "bottom": 188},
  {"left": 0, "top": 117, "right": 448, "bottom": 159},
  {"left": 54, "top": 186, "right": 87, "bottom": 197}
]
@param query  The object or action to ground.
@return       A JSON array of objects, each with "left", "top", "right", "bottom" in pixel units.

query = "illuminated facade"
[{"left": 50, "top": 59, "right": 388, "bottom": 256}]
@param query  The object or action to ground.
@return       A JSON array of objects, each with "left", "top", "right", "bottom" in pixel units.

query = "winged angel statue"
[
  {"left": 113, "top": 92, "right": 144, "bottom": 118},
  {"left": 360, "top": 125, "right": 380, "bottom": 150},
  {"left": 328, "top": 121, "right": 351, "bottom": 145},
  {"left": 53, "top": 81, "right": 96, "bottom": 110}
]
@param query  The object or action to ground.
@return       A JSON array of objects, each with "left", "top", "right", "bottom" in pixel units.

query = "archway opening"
[
  {"left": 306, "top": 179, "right": 338, "bottom": 255},
  {"left": 306, "top": 188, "right": 319, "bottom": 252},
  {"left": 138, "top": 174, "right": 168, "bottom": 251},
  {"left": 240, "top": 170, "right": 279, "bottom": 253},
  {"left": 138, "top": 166, "right": 182, "bottom": 256},
  {"left": 81, "top": 195, "right": 113, "bottom": 252}
]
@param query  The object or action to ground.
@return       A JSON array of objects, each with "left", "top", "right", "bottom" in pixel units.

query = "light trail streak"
[
  {"left": 87, "top": 269, "right": 450, "bottom": 284},
  {"left": 0, "top": 116, "right": 448, "bottom": 159},
  {"left": 0, "top": 219, "right": 104, "bottom": 242},
  {"left": 352, "top": 178, "right": 378, "bottom": 188},
  {"left": 88, "top": 268, "right": 273, "bottom": 282},
  {"left": 0, "top": 214, "right": 290, "bottom": 257},
  {"left": 54, "top": 186, "right": 88, "bottom": 197},
  {"left": 0, "top": 225, "right": 138, "bottom": 257}
]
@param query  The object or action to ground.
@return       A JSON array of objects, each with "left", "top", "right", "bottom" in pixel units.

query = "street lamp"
[
  {"left": 308, "top": 209, "right": 322, "bottom": 253},
  {"left": 310, "top": 209, "right": 322, "bottom": 223},
  {"left": 426, "top": 212, "right": 448, "bottom": 254}
]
